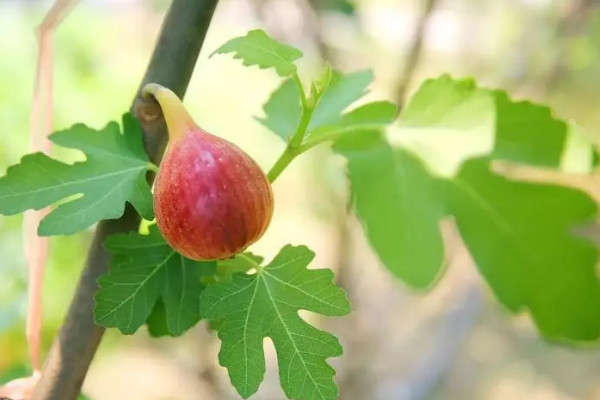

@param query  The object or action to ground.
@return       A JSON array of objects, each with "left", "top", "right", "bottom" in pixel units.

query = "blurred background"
[{"left": 2, "top": 0, "right": 600, "bottom": 399}]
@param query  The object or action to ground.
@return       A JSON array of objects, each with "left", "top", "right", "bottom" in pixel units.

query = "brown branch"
[
  {"left": 31, "top": 1, "right": 219, "bottom": 399},
  {"left": 396, "top": 0, "right": 438, "bottom": 108}
]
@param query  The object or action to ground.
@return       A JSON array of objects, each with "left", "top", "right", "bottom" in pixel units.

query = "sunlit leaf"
[{"left": 212, "top": 29, "right": 303, "bottom": 77}]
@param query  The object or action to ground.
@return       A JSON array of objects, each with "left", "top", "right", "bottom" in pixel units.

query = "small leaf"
[
  {"left": 257, "top": 78, "right": 302, "bottom": 141},
  {"left": 333, "top": 130, "right": 445, "bottom": 288},
  {"left": 200, "top": 245, "right": 350, "bottom": 400},
  {"left": 308, "top": 63, "right": 333, "bottom": 108},
  {"left": 0, "top": 114, "right": 153, "bottom": 235},
  {"left": 212, "top": 29, "right": 303, "bottom": 77},
  {"left": 94, "top": 226, "right": 216, "bottom": 335},
  {"left": 308, "top": 70, "right": 373, "bottom": 130}
]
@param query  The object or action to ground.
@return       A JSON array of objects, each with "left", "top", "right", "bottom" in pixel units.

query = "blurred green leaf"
[
  {"left": 308, "top": 70, "right": 373, "bottom": 130},
  {"left": 336, "top": 76, "right": 600, "bottom": 340},
  {"left": 95, "top": 226, "right": 216, "bottom": 335},
  {"left": 311, "top": 0, "right": 356, "bottom": 15},
  {"left": 333, "top": 130, "right": 444, "bottom": 288},
  {"left": 308, "top": 101, "right": 397, "bottom": 142},
  {"left": 309, "top": 63, "right": 332, "bottom": 107},
  {"left": 444, "top": 157, "right": 600, "bottom": 340},
  {"left": 212, "top": 29, "right": 303, "bottom": 77},
  {"left": 493, "top": 90, "right": 567, "bottom": 167},
  {"left": 257, "top": 78, "right": 302, "bottom": 141},
  {"left": 200, "top": 245, "right": 350, "bottom": 400},
  {"left": 0, "top": 114, "right": 153, "bottom": 235},
  {"left": 395, "top": 75, "right": 570, "bottom": 171},
  {"left": 259, "top": 67, "right": 392, "bottom": 147}
]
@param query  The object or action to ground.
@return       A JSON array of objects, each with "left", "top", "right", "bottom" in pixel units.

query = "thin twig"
[
  {"left": 26, "top": 0, "right": 80, "bottom": 373},
  {"left": 31, "top": 1, "right": 219, "bottom": 399},
  {"left": 0, "top": 2, "right": 79, "bottom": 399},
  {"left": 396, "top": 0, "right": 439, "bottom": 108}
]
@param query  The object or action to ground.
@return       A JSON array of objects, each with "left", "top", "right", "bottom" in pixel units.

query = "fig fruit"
[{"left": 143, "top": 84, "right": 274, "bottom": 260}]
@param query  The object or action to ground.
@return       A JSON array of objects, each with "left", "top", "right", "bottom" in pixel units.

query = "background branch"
[
  {"left": 31, "top": 1, "right": 219, "bottom": 399},
  {"left": 396, "top": 0, "right": 438, "bottom": 107}
]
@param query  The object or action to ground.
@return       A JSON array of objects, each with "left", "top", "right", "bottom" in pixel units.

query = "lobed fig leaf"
[
  {"left": 200, "top": 244, "right": 350, "bottom": 400},
  {"left": 211, "top": 29, "right": 303, "bottom": 77},
  {"left": 0, "top": 113, "right": 153, "bottom": 235},
  {"left": 94, "top": 225, "right": 216, "bottom": 335}
]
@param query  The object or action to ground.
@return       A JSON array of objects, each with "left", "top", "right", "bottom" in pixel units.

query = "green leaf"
[
  {"left": 146, "top": 299, "right": 170, "bottom": 337},
  {"left": 307, "top": 101, "right": 397, "bottom": 142},
  {"left": 333, "top": 131, "right": 445, "bottom": 288},
  {"left": 493, "top": 90, "right": 567, "bottom": 167},
  {"left": 212, "top": 29, "right": 303, "bottom": 77},
  {"left": 444, "top": 158, "right": 600, "bottom": 340},
  {"left": 94, "top": 226, "right": 216, "bottom": 335},
  {"left": 336, "top": 125, "right": 600, "bottom": 340},
  {"left": 216, "top": 252, "right": 263, "bottom": 283},
  {"left": 399, "top": 75, "right": 480, "bottom": 126},
  {"left": 392, "top": 75, "right": 495, "bottom": 176},
  {"left": 393, "top": 75, "right": 570, "bottom": 174},
  {"left": 200, "top": 245, "right": 350, "bottom": 399},
  {"left": 0, "top": 114, "right": 154, "bottom": 235},
  {"left": 257, "top": 78, "right": 302, "bottom": 141},
  {"left": 258, "top": 67, "right": 388, "bottom": 146},
  {"left": 308, "top": 63, "right": 333, "bottom": 108},
  {"left": 308, "top": 70, "right": 373, "bottom": 130}
]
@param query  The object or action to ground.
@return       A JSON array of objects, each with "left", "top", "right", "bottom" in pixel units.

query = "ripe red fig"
[{"left": 143, "top": 84, "right": 274, "bottom": 260}]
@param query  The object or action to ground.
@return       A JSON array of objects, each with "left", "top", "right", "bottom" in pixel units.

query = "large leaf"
[
  {"left": 212, "top": 29, "right": 303, "bottom": 77},
  {"left": 335, "top": 76, "right": 600, "bottom": 339},
  {"left": 200, "top": 245, "right": 350, "bottom": 400},
  {"left": 392, "top": 75, "right": 572, "bottom": 174},
  {"left": 390, "top": 75, "right": 495, "bottom": 176},
  {"left": 445, "top": 158, "right": 600, "bottom": 340},
  {"left": 333, "top": 131, "right": 445, "bottom": 288},
  {"left": 94, "top": 226, "right": 216, "bottom": 335},
  {"left": 0, "top": 114, "right": 153, "bottom": 235},
  {"left": 493, "top": 90, "right": 568, "bottom": 167}
]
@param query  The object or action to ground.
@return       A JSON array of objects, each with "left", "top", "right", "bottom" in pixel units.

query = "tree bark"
[{"left": 31, "top": 1, "right": 219, "bottom": 399}]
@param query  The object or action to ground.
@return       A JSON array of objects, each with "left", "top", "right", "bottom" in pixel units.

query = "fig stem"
[
  {"left": 289, "top": 75, "right": 313, "bottom": 149},
  {"left": 267, "top": 148, "right": 296, "bottom": 183},
  {"left": 297, "top": 123, "right": 385, "bottom": 153},
  {"left": 268, "top": 107, "right": 314, "bottom": 182},
  {"left": 142, "top": 83, "right": 195, "bottom": 144},
  {"left": 237, "top": 252, "right": 263, "bottom": 273},
  {"left": 147, "top": 162, "right": 159, "bottom": 173},
  {"left": 292, "top": 73, "right": 307, "bottom": 110}
]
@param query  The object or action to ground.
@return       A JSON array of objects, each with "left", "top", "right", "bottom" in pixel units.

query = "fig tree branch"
[
  {"left": 396, "top": 0, "right": 438, "bottom": 107},
  {"left": 31, "top": 1, "right": 218, "bottom": 399}
]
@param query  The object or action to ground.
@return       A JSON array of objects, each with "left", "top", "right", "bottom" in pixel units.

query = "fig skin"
[{"left": 144, "top": 84, "right": 274, "bottom": 260}]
